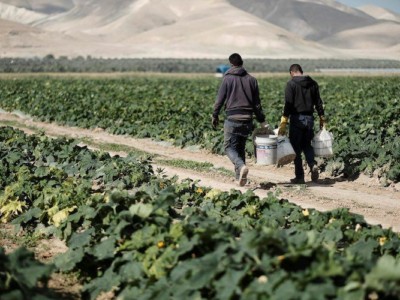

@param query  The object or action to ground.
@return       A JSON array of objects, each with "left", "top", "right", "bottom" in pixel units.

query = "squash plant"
[
  {"left": 1, "top": 127, "right": 400, "bottom": 299},
  {"left": 0, "top": 76, "right": 399, "bottom": 182}
]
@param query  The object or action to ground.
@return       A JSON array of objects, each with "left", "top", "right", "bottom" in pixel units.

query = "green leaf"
[
  {"left": 6, "top": 247, "right": 54, "bottom": 290},
  {"left": 337, "top": 288, "right": 365, "bottom": 300},
  {"left": 68, "top": 228, "right": 94, "bottom": 250},
  {"left": 366, "top": 255, "right": 400, "bottom": 283},
  {"left": 0, "top": 290, "right": 24, "bottom": 300},
  {"left": 12, "top": 207, "right": 42, "bottom": 225},
  {"left": 83, "top": 267, "right": 121, "bottom": 300},
  {"left": 272, "top": 279, "right": 298, "bottom": 300},
  {"left": 321, "top": 228, "right": 343, "bottom": 244},
  {"left": 119, "top": 261, "right": 143, "bottom": 281},
  {"left": 129, "top": 203, "right": 153, "bottom": 218},
  {"left": 93, "top": 237, "right": 116, "bottom": 260},
  {"left": 214, "top": 267, "right": 247, "bottom": 300},
  {"left": 302, "top": 281, "right": 337, "bottom": 300},
  {"left": 54, "top": 248, "right": 85, "bottom": 271},
  {"left": 346, "top": 239, "right": 377, "bottom": 262}
]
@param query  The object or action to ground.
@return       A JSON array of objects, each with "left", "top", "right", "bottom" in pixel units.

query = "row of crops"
[
  {"left": 0, "top": 75, "right": 399, "bottom": 183},
  {"left": 1, "top": 127, "right": 400, "bottom": 299}
]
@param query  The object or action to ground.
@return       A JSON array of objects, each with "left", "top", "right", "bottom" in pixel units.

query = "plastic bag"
[{"left": 312, "top": 128, "right": 334, "bottom": 157}]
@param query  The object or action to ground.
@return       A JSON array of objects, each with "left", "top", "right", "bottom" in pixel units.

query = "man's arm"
[
  {"left": 283, "top": 82, "right": 294, "bottom": 117},
  {"left": 313, "top": 84, "right": 325, "bottom": 129},
  {"left": 278, "top": 82, "right": 293, "bottom": 136},
  {"left": 213, "top": 78, "right": 228, "bottom": 119},
  {"left": 313, "top": 84, "right": 325, "bottom": 117},
  {"left": 251, "top": 80, "right": 266, "bottom": 123}
]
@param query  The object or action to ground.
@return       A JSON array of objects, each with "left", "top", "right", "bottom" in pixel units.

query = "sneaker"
[
  {"left": 290, "top": 177, "right": 305, "bottom": 184},
  {"left": 311, "top": 165, "right": 319, "bottom": 182},
  {"left": 238, "top": 165, "right": 249, "bottom": 187}
]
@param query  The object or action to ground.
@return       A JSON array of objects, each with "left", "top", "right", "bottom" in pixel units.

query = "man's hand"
[
  {"left": 212, "top": 116, "right": 219, "bottom": 130},
  {"left": 260, "top": 122, "right": 274, "bottom": 134},
  {"left": 319, "top": 115, "right": 326, "bottom": 130},
  {"left": 260, "top": 122, "right": 271, "bottom": 128},
  {"left": 278, "top": 116, "right": 289, "bottom": 136}
]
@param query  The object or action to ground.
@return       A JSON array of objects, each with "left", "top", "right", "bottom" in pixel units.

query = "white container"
[
  {"left": 255, "top": 135, "right": 277, "bottom": 165},
  {"left": 277, "top": 137, "right": 296, "bottom": 165},
  {"left": 312, "top": 129, "right": 334, "bottom": 157}
]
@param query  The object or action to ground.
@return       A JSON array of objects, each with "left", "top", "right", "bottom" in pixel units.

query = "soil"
[
  {"left": 1, "top": 111, "right": 399, "bottom": 232},
  {"left": 0, "top": 224, "right": 82, "bottom": 299}
]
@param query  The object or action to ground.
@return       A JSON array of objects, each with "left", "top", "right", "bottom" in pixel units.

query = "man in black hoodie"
[
  {"left": 278, "top": 64, "right": 325, "bottom": 184},
  {"left": 212, "top": 53, "right": 266, "bottom": 186}
]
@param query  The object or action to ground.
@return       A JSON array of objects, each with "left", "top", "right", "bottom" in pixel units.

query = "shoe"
[
  {"left": 238, "top": 165, "right": 249, "bottom": 187},
  {"left": 311, "top": 165, "right": 319, "bottom": 182},
  {"left": 290, "top": 177, "right": 305, "bottom": 184}
]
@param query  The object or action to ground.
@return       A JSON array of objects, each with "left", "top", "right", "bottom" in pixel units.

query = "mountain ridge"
[
  {"left": 0, "top": 0, "right": 399, "bottom": 60},
  {"left": 358, "top": 4, "right": 400, "bottom": 23}
]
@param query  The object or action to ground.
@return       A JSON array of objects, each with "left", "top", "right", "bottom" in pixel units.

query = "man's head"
[
  {"left": 289, "top": 64, "right": 303, "bottom": 77},
  {"left": 229, "top": 53, "right": 243, "bottom": 67}
]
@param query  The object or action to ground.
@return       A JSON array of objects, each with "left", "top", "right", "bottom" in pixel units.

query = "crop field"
[
  {"left": 1, "top": 126, "right": 399, "bottom": 299},
  {"left": 0, "top": 75, "right": 398, "bottom": 183},
  {"left": 0, "top": 74, "right": 400, "bottom": 299}
]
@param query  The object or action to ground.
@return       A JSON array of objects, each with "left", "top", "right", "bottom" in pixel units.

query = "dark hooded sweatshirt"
[
  {"left": 283, "top": 75, "right": 324, "bottom": 117},
  {"left": 213, "top": 66, "right": 265, "bottom": 123}
]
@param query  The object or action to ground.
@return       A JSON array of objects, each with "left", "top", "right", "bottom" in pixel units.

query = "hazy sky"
[{"left": 336, "top": 0, "right": 400, "bottom": 13}]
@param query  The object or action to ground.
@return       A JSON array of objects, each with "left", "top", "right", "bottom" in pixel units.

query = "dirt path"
[{"left": 1, "top": 111, "right": 399, "bottom": 232}]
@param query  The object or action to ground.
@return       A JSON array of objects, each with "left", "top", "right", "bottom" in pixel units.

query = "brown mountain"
[
  {"left": 0, "top": 0, "right": 74, "bottom": 14},
  {"left": 358, "top": 5, "right": 400, "bottom": 23},
  {"left": 0, "top": 18, "right": 84, "bottom": 57},
  {"left": 0, "top": 0, "right": 399, "bottom": 59},
  {"left": 227, "top": 0, "right": 378, "bottom": 40},
  {"left": 319, "top": 22, "right": 400, "bottom": 49}
]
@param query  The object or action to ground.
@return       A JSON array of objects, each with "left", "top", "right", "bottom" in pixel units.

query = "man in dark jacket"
[
  {"left": 278, "top": 64, "right": 325, "bottom": 184},
  {"left": 212, "top": 53, "right": 266, "bottom": 186}
]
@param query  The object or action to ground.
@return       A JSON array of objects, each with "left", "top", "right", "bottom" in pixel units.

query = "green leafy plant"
[
  {"left": 0, "top": 247, "right": 54, "bottom": 299},
  {"left": 0, "top": 76, "right": 398, "bottom": 182},
  {"left": 1, "top": 127, "right": 400, "bottom": 299}
]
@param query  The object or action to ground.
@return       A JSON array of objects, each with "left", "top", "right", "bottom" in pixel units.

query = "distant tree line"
[{"left": 1, "top": 54, "right": 400, "bottom": 73}]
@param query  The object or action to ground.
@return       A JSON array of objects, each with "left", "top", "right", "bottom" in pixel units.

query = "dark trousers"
[
  {"left": 224, "top": 119, "right": 253, "bottom": 180},
  {"left": 289, "top": 115, "right": 316, "bottom": 179}
]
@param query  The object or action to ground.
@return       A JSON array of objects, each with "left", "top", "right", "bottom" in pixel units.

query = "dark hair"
[
  {"left": 229, "top": 53, "right": 243, "bottom": 66},
  {"left": 289, "top": 64, "right": 303, "bottom": 74}
]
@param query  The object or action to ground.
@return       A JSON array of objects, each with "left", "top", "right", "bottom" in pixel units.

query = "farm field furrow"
[{"left": 1, "top": 111, "right": 399, "bottom": 232}]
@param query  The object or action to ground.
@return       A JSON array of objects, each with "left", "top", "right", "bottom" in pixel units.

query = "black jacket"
[
  {"left": 213, "top": 66, "right": 265, "bottom": 123},
  {"left": 283, "top": 75, "right": 324, "bottom": 117}
]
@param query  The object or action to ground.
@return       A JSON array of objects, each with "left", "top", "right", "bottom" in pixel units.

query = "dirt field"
[{"left": 1, "top": 111, "right": 399, "bottom": 232}]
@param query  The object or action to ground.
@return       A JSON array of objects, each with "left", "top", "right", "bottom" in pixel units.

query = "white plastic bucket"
[
  {"left": 255, "top": 135, "right": 277, "bottom": 165},
  {"left": 277, "top": 137, "right": 296, "bottom": 165},
  {"left": 312, "top": 129, "right": 334, "bottom": 157}
]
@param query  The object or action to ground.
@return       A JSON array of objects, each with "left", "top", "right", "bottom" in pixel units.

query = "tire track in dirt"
[{"left": 1, "top": 112, "right": 399, "bottom": 231}]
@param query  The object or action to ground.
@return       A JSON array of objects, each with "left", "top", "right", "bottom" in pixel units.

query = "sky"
[{"left": 336, "top": 0, "right": 400, "bottom": 13}]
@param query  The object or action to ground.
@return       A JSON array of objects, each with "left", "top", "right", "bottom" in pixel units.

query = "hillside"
[
  {"left": 227, "top": 0, "right": 378, "bottom": 40},
  {"left": 0, "top": 2, "right": 46, "bottom": 24},
  {"left": 358, "top": 4, "right": 400, "bottom": 23},
  {"left": 32, "top": 0, "right": 180, "bottom": 40},
  {"left": 0, "top": 18, "right": 90, "bottom": 58},
  {"left": 0, "top": 0, "right": 399, "bottom": 59},
  {"left": 0, "top": 0, "right": 73, "bottom": 14},
  {"left": 320, "top": 22, "right": 400, "bottom": 49},
  {"left": 120, "top": 0, "right": 338, "bottom": 59}
]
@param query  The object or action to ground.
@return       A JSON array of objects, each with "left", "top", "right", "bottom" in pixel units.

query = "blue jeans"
[
  {"left": 224, "top": 119, "right": 253, "bottom": 180},
  {"left": 289, "top": 115, "right": 316, "bottom": 179}
]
